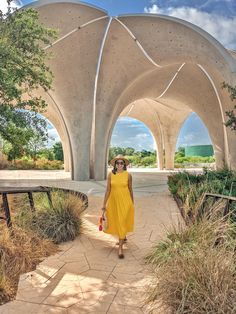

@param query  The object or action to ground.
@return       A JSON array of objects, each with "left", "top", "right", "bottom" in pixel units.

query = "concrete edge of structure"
[
  {"left": 22, "top": 0, "right": 108, "bottom": 15},
  {"left": 116, "top": 13, "right": 236, "bottom": 71},
  {"left": 22, "top": 1, "right": 235, "bottom": 72}
]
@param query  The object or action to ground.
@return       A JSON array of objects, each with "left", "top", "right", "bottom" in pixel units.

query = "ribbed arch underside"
[{"left": 28, "top": 0, "right": 236, "bottom": 180}]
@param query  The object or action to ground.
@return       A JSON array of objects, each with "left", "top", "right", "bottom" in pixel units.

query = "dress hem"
[{"left": 103, "top": 229, "right": 134, "bottom": 237}]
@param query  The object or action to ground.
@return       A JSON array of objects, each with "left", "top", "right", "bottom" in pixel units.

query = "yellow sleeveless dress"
[{"left": 104, "top": 171, "right": 134, "bottom": 239}]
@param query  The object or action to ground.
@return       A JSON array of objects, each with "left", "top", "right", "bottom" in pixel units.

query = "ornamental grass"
[
  {"left": 16, "top": 190, "right": 85, "bottom": 244},
  {"left": 0, "top": 189, "right": 85, "bottom": 304},
  {"left": 145, "top": 203, "right": 236, "bottom": 314},
  {"left": 0, "top": 225, "right": 56, "bottom": 304}
]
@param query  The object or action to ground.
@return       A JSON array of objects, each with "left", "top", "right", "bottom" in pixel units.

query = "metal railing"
[
  {"left": 0, "top": 186, "right": 88, "bottom": 227},
  {"left": 197, "top": 192, "right": 236, "bottom": 219}
]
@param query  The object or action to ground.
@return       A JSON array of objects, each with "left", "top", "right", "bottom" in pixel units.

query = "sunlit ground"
[{"left": 0, "top": 167, "right": 204, "bottom": 181}]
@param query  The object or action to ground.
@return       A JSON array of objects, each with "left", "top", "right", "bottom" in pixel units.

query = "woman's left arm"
[{"left": 128, "top": 173, "right": 134, "bottom": 204}]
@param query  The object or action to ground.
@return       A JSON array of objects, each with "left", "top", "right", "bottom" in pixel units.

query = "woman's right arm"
[{"left": 102, "top": 172, "right": 111, "bottom": 210}]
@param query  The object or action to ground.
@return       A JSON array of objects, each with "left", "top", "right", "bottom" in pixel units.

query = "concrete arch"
[
  {"left": 118, "top": 98, "right": 190, "bottom": 170},
  {"left": 175, "top": 112, "right": 215, "bottom": 164},
  {"left": 27, "top": 1, "right": 236, "bottom": 180},
  {"left": 121, "top": 102, "right": 164, "bottom": 170},
  {"left": 110, "top": 112, "right": 163, "bottom": 169},
  {"left": 99, "top": 59, "right": 234, "bottom": 178},
  {"left": 39, "top": 90, "right": 73, "bottom": 174}
]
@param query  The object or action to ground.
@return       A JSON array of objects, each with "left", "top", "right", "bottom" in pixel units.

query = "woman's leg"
[
  {"left": 118, "top": 238, "right": 124, "bottom": 258},
  {"left": 116, "top": 236, "right": 127, "bottom": 245}
]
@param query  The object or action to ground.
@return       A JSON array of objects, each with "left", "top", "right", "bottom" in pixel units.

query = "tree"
[
  {"left": 25, "top": 130, "right": 48, "bottom": 162},
  {"left": 0, "top": 3, "right": 56, "bottom": 154},
  {"left": 53, "top": 142, "right": 64, "bottom": 161},
  {"left": 109, "top": 147, "right": 125, "bottom": 161},
  {"left": 124, "top": 147, "right": 135, "bottom": 156},
  {"left": 38, "top": 147, "right": 55, "bottom": 161},
  {"left": 140, "top": 149, "right": 151, "bottom": 157},
  {"left": 222, "top": 82, "right": 236, "bottom": 131},
  {"left": 177, "top": 146, "right": 185, "bottom": 156}
]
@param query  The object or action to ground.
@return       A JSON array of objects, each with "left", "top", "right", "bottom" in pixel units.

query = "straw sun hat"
[{"left": 109, "top": 154, "right": 129, "bottom": 167}]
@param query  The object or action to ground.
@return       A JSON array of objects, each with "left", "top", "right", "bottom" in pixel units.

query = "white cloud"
[
  {"left": 144, "top": 4, "right": 160, "bottom": 14},
  {"left": 144, "top": 4, "right": 236, "bottom": 49},
  {"left": 136, "top": 133, "right": 149, "bottom": 139},
  {"left": 0, "top": 0, "right": 21, "bottom": 14},
  {"left": 149, "top": 0, "right": 157, "bottom": 4},
  {"left": 48, "top": 128, "right": 60, "bottom": 141}
]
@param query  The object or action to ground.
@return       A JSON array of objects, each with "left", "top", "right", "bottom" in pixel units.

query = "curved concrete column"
[
  {"left": 162, "top": 118, "right": 187, "bottom": 170},
  {"left": 35, "top": 89, "right": 72, "bottom": 173},
  {"left": 220, "top": 73, "right": 236, "bottom": 171},
  {"left": 34, "top": 1, "right": 109, "bottom": 180},
  {"left": 158, "top": 63, "right": 227, "bottom": 169},
  {"left": 150, "top": 100, "right": 190, "bottom": 170},
  {"left": 92, "top": 18, "right": 155, "bottom": 180}
]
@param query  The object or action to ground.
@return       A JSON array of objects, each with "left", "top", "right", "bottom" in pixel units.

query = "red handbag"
[
  {"left": 98, "top": 214, "right": 107, "bottom": 231},
  {"left": 98, "top": 216, "right": 103, "bottom": 231}
]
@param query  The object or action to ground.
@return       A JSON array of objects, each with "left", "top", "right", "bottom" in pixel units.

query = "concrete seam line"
[
  {"left": 157, "top": 63, "right": 185, "bottom": 99},
  {"left": 197, "top": 63, "right": 230, "bottom": 166},
  {"left": 44, "top": 15, "right": 108, "bottom": 50},
  {"left": 126, "top": 103, "right": 135, "bottom": 116},
  {"left": 153, "top": 98, "right": 184, "bottom": 112},
  {"left": 90, "top": 17, "right": 113, "bottom": 178},
  {"left": 115, "top": 18, "right": 162, "bottom": 68},
  {"left": 79, "top": 15, "right": 109, "bottom": 28}
]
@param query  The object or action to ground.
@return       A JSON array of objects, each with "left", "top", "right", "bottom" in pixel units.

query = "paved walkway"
[{"left": 0, "top": 170, "right": 183, "bottom": 314}]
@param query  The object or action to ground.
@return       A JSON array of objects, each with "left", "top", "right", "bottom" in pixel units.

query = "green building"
[{"left": 185, "top": 145, "right": 214, "bottom": 157}]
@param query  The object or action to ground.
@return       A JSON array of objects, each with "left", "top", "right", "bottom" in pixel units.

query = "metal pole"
[
  {"left": 2, "top": 193, "right": 12, "bottom": 227},
  {"left": 28, "top": 192, "right": 35, "bottom": 211},
  {"left": 46, "top": 191, "right": 53, "bottom": 207}
]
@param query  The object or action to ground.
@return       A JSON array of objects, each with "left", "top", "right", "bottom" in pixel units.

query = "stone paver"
[{"left": 0, "top": 171, "right": 183, "bottom": 313}]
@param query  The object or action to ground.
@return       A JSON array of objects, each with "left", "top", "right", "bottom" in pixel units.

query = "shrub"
[
  {"left": 7, "top": 158, "right": 64, "bottom": 170},
  {"left": 168, "top": 169, "right": 236, "bottom": 222},
  {"left": 35, "top": 159, "right": 63, "bottom": 170},
  {"left": 8, "top": 159, "right": 34, "bottom": 170},
  {"left": 145, "top": 211, "right": 236, "bottom": 314},
  {"left": 174, "top": 156, "right": 215, "bottom": 164},
  {"left": 0, "top": 225, "right": 56, "bottom": 304},
  {"left": 0, "top": 155, "right": 8, "bottom": 169},
  {"left": 16, "top": 190, "right": 84, "bottom": 244},
  {"left": 124, "top": 155, "right": 156, "bottom": 167}
]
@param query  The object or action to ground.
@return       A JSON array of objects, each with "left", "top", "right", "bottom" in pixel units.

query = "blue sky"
[{"left": 2, "top": 0, "right": 235, "bottom": 151}]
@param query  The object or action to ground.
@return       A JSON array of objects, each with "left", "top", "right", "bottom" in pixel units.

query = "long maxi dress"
[{"left": 104, "top": 170, "right": 134, "bottom": 239}]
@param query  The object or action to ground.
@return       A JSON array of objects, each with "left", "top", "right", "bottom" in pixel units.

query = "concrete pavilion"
[{"left": 27, "top": 0, "right": 236, "bottom": 181}]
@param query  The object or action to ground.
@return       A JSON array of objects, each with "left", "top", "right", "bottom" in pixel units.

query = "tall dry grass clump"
[
  {"left": 0, "top": 189, "right": 85, "bottom": 305},
  {"left": 16, "top": 190, "right": 84, "bottom": 244},
  {"left": 0, "top": 225, "right": 57, "bottom": 304},
  {"left": 145, "top": 207, "right": 236, "bottom": 313}
]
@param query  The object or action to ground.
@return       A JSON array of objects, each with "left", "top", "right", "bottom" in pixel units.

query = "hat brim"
[{"left": 110, "top": 157, "right": 129, "bottom": 167}]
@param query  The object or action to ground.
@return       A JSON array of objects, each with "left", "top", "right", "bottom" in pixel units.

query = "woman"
[{"left": 101, "top": 154, "right": 135, "bottom": 258}]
